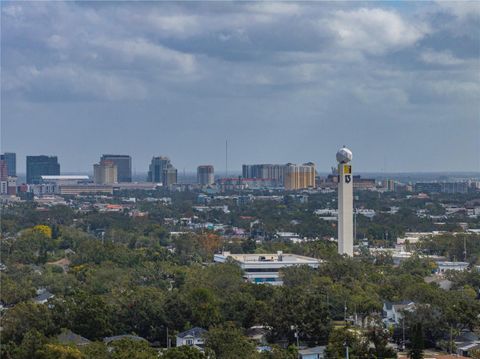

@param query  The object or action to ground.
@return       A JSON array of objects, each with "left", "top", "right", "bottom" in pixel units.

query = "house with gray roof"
[{"left": 176, "top": 327, "right": 207, "bottom": 350}]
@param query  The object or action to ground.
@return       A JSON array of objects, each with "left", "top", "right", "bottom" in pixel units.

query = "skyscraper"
[
  {"left": 26, "top": 155, "right": 60, "bottom": 184},
  {"left": 336, "top": 147, "right": 353, "bottom": 256},
  {"left": 100, "top": 155, "right": 132, "bottom": 182},
  {"left": 197, "top": 165, "right": 214, "bottom": 186},
  {"left": 0, "top": 153, "right": 16, "bottom": 177},
  {"left": 148, "top": 156, "right": 177, "bottom": 186},
  {"left": 242, "top": 164, "right": 285, "bottom": 185},
  {"left": 0, "top": 159, "right": 8, "bottom": 181},
  {"left": 284, "top": 163, "right": 316, "bottom": 190},
  {"left": 93, "top": 160, "right": 118, "bottom": 184}
]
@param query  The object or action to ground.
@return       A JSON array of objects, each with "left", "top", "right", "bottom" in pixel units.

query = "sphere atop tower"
[{"left": 336, "top": 146, "right": 352, "bottom": 163}]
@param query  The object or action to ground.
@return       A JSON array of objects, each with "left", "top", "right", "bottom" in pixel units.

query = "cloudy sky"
[{"left": 1, "top": 1, "right": 479, "bottom": 174}]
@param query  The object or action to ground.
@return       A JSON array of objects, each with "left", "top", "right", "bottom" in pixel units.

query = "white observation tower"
[{"left": 336, "top": 146, "right": 353, "bottom": 256}]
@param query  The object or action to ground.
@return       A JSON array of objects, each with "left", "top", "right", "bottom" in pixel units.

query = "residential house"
[
  {"left": 34, "top": 288, "right": 54, "bottom": 304},
  {"left": 298, "top": 346, "right": 326, "bottom": 359},
  {"left": 176, "top": 327, "right": 207, "bottom": 351},
  {"left": 383, "top": 301, "right": 415, "bottom": 325},
  {"left": 104, "top": 335, "right": 149, "bottom": 345}
]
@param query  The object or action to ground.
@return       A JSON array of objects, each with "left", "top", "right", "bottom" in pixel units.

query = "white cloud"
[
  {"left": 326, "top": 8, "right": 428, "bottom": 54},
  {"left": 245, "top": 3, "right": 302, "bottom": 16},
  {"left": 435, "top": 1, "right": 480, "bottom": 20},
  {"left": 91, "top": 38, "right": 197, "bottom": 75},
  {"left": 420, "top": 49, "right": 465, "bottom": 66}
]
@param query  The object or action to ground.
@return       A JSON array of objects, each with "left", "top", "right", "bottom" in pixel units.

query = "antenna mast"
[{"left": 225, "top": 139, "right": 228, "bottom": 178}]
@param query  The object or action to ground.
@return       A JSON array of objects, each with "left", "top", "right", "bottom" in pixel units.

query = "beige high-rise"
[
  {"left": 94, "top": 160, "right": 118, "bottom": 184},
  {"left": 284, "top": 163, "right": 316, "bottom": 190}
]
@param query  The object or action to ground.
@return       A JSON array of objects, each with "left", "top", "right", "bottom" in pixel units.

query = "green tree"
[
  {"left": 162, "top": 346, "right": 207, "bottom": 359},
  {"left": 80, "top": 342, "right": 109, "bottom": 359},
  {"left": 1, "top": 302, "right": 58, "bottom": 344},
  {"left": 11, "top": 329, "right": 48, "bottom": 359},
  {"left": 36, "top": 343, "right": 84, "bottom": 359},
  {"left": 408, "top": 323, "right": 424, "bottom": 359},
  {"left": 205, "top": 323, "right": 257, "bottom": 359},
  {"left": 109, "top": 338, "right": 157, "bottom": 359},
  {"left": 326, "top": 326, "right": 368, "bottom": 359}
]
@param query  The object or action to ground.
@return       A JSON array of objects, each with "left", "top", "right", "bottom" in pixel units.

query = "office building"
[
  {"left": 0, "top": 153, "right": 16, "bottom": 177},
  {"left": 0, "top": 159, "right": 8, "bottom": 181},
  {"left": 382, "top": 179, "right": 396, "bottom": 192},
  {"left": 100, "top": 155, "right": 131, "bottom": 182},
  {"left": 214, "top": 251, "right": 320, "bottom": 285},
  {"left": 94, "top": 160, "right": 118, "bottom": 184},
  {"left": 148, "top": 156, "right": 177, "bottom": 186},
  {"left": 197, "top": 165, "right": 214, "bottom": 186},
  {"left": 242, "top": 164, "right": 285, "bottom": 185},
  {"left": 336, "top": 147, "right": 353, "bottom": 257},
  {"left": 441, "top": 182, "right": 469, "bottom": 194},
  {"left": 26, "top": 156, "right": 60, "bottom": 184},
  {"left": 284, "top": 162, "right": 316, "bottom": 190}
]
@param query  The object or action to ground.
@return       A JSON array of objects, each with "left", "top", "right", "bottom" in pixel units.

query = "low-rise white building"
[
  {"left": 436, "top": 261, "right": 469, "bottom": 274},
  {"left": 214, "top": 251, "right": 320, "bottom": 285}
]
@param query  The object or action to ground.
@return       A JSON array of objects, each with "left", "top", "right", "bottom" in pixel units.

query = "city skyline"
[{"left": 2, "top": 2, "right": 480, "bottom": 173}]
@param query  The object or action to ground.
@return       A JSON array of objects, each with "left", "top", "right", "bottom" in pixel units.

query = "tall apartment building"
[
  {"left": 100, "top": 155, "right": 132, "bottom": 182},
  {"left": 26, "top": 155, "right": 60, "bottom": 184},
  {"left": 0, "top": 159, "right": 8, "bottom": 181},
  {"left": 242, "top": 164, "right": 285, "bottom": 185},
  {"left": 197, "top": 165, "right": 214, "bottom": 186},
  {"left": 0, "top": 153, "right": 16, "bottom": 177},
  {"left": 148, "top": 156, "right": 177, "bottom": 186},
  {"left": 163, "top": 167, "right": 178, "bottom": 186},
  {"left": 93, "top": 160, "right": 118, "bottom": 184},
  {"left": 284, "top": 162, "right": 316, "bottom": 190}
]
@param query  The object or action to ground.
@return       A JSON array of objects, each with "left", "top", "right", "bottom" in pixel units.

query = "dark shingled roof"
[
  {"left": 57, "top": 330, "right": 91, "bottom": 346},
  {"left": 177, "top": 327, "right": 207, "bottom": 339},
  {"left": 103, "top": 335, "right": 148, "bottom": 344}
]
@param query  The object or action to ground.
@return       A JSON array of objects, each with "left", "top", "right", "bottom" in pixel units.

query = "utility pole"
[
  {"left": 166, "top": 327, "right": 170, "bottom": 349},
  {"left": 450, "top": 326, "right": 453, "bottom": 354}
]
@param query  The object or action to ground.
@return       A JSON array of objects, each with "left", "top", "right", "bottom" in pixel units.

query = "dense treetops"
[{"left": 1, "top": 190, "right": 479, "bottom": 358}]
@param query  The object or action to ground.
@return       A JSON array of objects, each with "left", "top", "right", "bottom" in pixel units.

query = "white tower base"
[{"left": 338, "top": 162, "right": 353, "bottom": 256}]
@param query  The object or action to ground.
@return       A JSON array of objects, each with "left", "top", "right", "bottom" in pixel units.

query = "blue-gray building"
[
  {"left": 26, "top": 155, "right": 60, "bottom": 184},
  {"left": 100, "top": 154, "right": 131, "bottom": 182},
  {"left": 0, "top": 152, "right": 16, "bottom": 177}
]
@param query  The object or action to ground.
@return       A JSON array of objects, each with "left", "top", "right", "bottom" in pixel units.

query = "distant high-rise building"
[
  {"left": 93, "top": 160, "right": 118, "bottom": 184},
  {"left": 197, "top": 165, "right": 214, "bottom": 186},
  {"left": 148, "top": 156, "right": 177, "bottom": 186},
  {"left": 242, "top": 164, "right": 285, "bottom": 185},
  {"left": 163, "top": 167, "right": 178, "bottom": 186},
  {"left": 26, "top": 155, "right": 60, "bottom": 184},
  {"left": 0, "top": 159, "right": 8, "bottom": 181},
  {"left": 100, "top": 155, "right": 132, "bottom": 182},
  {"left": 284, "top": 163, "right": 316, "bottom": 190},
  {"left": 382, "top": 179, "right": 396, "bottom": 192},
  {"left": 414, "top": 182, "right": 441, "bottom": 193},
  {"left": 0, "top": 153, "right": 16, "bottom": 177}
]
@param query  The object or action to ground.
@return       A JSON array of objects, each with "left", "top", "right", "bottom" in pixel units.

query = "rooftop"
[
  {"left": 215, "top": 251, "right": 319, "bottom": 265},
  {"left": 41, "top": 175, "right": 89, "bottom": 180},
  {"left": 177, "top": 327, "right": 207, "bottom": 338}
]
